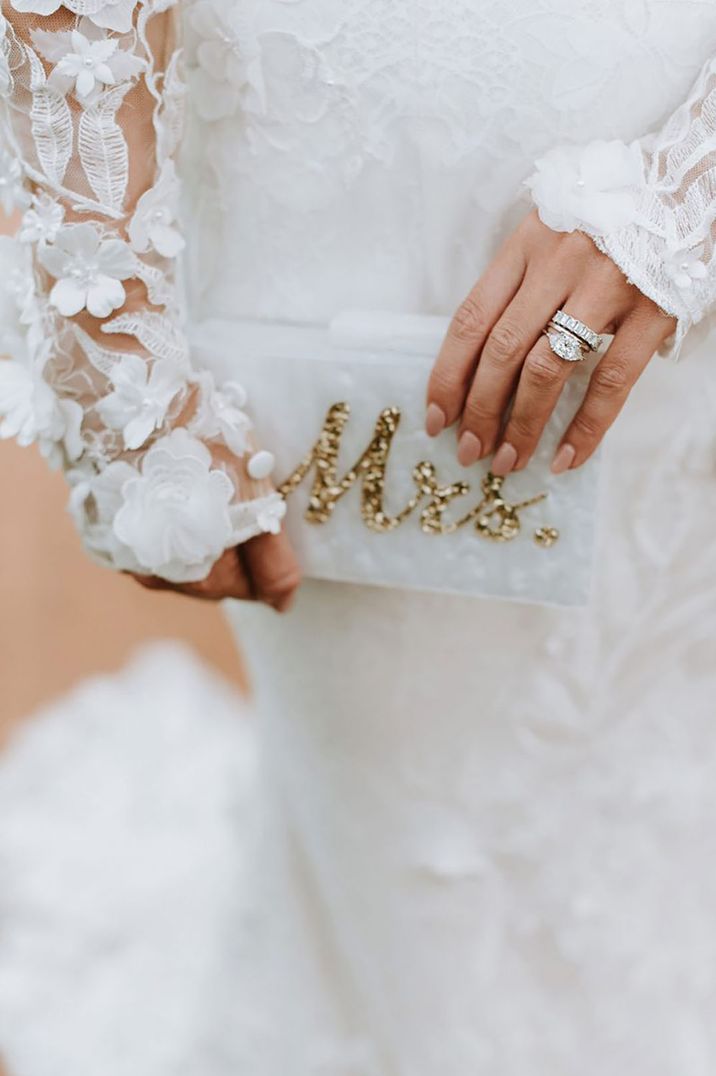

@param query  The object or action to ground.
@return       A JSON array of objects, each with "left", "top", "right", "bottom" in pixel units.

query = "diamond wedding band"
[
  {"left": 551, "top": 310, "right": 602, "bottom": 352},
  {"left": 542, "top": 309, "right": 603, "bottom": 363}
]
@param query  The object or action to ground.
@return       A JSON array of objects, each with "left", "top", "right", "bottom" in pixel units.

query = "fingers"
[
  {"left": 241, "top": 529, "right": 303, "bottom": 613},
  {"left": 491, "top": 287, "right": 627, "bottom": 475},
  {"left": 551, "top": 309, "right": 673, "bottom": 472},
  {"left": 455, "top": 261, "right": 570, "bottom": 465},
  {"left": 133, "top": 546, "right": 253, "bottom": 602},
  {"left": 132, "top": 530, "right": 303, "bottom": 612},
  {"left": 426, "top": 231, "right": 527, "bottom": 434}
]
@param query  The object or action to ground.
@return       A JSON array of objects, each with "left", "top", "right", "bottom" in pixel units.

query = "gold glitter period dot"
[{"left": 534, "top": 526, "right": 560, "bottom": 548}]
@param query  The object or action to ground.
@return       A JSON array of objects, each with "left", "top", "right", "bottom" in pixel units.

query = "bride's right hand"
[{"left": 131, "top": 530, "right": 302, "bottom": 613}]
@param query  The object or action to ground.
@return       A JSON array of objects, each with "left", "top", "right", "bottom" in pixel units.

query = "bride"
[{"left": 2, "top": 0, "right": 716, "bottom": 1070}]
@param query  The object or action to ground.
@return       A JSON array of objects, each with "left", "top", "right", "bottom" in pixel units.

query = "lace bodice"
[{"left": 2, "top": 0, "right": 716, "bottom": 583}]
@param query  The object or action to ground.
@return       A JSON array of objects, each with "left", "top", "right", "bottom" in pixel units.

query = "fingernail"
[
  {"left": 551, "top": 443, "right": 576, "bottom": 475},
  {"left": 492, "top": 442, "right": 518, "bottom": 476},
  {"left": 426, "top": 403, "right": 447, "bottom": 437},
  {"left": 457, "top": 430, "right": 483, "bottom": 467}
]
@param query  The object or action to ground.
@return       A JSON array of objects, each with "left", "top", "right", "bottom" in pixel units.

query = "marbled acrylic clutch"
[{"left": 191, "top": 312, "right": 601, "bottom": 607}]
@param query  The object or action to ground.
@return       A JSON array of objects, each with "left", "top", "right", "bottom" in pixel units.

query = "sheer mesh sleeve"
[
  {"left": 0, "top": 0, "right": 285, "bottom": 583},
  {"left": 526, "top": 54, "right": 716, "bottom": 360}
]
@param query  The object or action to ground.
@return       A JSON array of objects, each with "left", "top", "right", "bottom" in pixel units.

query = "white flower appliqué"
[
  {"left": 32, "top": 18, "right": 146, "bottom": 105},
  {"left": 56, "top": 28, "right": 118, "bottom": 99},
  {"left": 12, "top": 0, "right": 141, "bottom": 35},
  {"left": 40, "top": 222, "right": 135, "bottom": 318},
  {"left": 255, "top": 494, "right": 287, "bottom": 535},
  {"left": 0, "top": 359, "right": 84, "bottom": 464},
  {"left": 190, "top": 375, "right": 253, "bottom": 457},
  {"left": 19, "top": 194, "right": 65, "bottom": 246},
  {"left": 128, "top": 161, "right": 185, "bottom": 258},
  {"left": 67, "top": 458, "right": 143, "bottom": 573},
  {"left": 97, "top": 353, "right": 186, "bottom": 450},
  {"left": 112, "top": 428, "right": 236, "bottom": 582},
  {"left": 526, "top": 140, "right": 644, "bottom": 235},
  {"left": 664, "top": 246, "right": 709, "bottom": 292}
]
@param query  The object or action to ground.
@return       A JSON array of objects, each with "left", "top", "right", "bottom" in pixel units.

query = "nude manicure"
[
  {"left": 491, "top": 442, "right": 518, "bottom": 476},
  {"left": 457, "top": 431, "right": 483, "bottom": 467},
  {"left": 426, "top": 403, "right": 447, "bottom": 437},
  {"left": 551, "top": 443, "right": 576, "bottom": 475}
]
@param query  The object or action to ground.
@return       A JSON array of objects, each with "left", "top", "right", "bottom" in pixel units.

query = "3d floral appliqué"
[
  {"left": 40, "top": 223, "right": 136, "bottom": 318},
  {"left": 97, "top": 353, "right": 186, "bottom": 450},
  {"left": 526, "top": 140, "right": 644, "bottom": 235},
  {"left": 128, "top": 161, "right": 185, "bottom": 258},
  {"left": 11, "top": 0, "right": 142, "bottom": 35},
  {"left": 112, "top": 429, "right": 237, "bottom": 583},
  {"left": 31, "top": 18, "right": 146, "bottom": 105},
  {"left": 19, "top": 195, "right": 65, "bottom": 246}
]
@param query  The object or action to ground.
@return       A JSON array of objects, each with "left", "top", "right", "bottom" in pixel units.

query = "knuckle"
[
  {"left": 450, "top": 294, "right": 490, "bottom": 342},
  {"left": 571, "top": 410, "right": 602, "bottom": 440},
  {"left": 590, "top": 249, "right": 627, "bottom": 285},
  {"left": 462, "top": 394, "right": 499, "bottom": 428},
  {"left": 564, "top": 229, "right": 597, "bottom": 261},
  {"left": 592, "top": 360, "right": 631, "bottom": 396},
  {"left": 553, "top": 235, "right": 589, "bottom": 274},
  {"left": 507, "top": 412, "right": 538, "bottom": 441},
  {"left": 524, "top": 351, "right": 563, "bottom": 390},
  {"left": 429, "top": 363, "right": 468, "bottom": 401},
  {"left": 485, "top": 320, "right": 524, "bottom": 364}
]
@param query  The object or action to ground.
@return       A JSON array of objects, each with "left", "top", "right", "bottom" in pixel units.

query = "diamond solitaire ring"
[
  {"left": 543, "top": 327, "right": 586, "bottom": 362},
  {"left": 550, "top": 309, "right": 602, "bottom": 353}
]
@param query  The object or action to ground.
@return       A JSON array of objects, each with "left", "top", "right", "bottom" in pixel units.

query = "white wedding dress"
[
  {"left": 206, "top": 3, "right": 716, "bottom": 1071},
  {"left": 3, "top": 1, "right": 716, "bottom": 1073}
]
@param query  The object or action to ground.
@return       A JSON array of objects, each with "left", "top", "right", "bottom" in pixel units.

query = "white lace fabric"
[
  {"left": 527, "top": 53, "right": 716, "bottom": 359},
  {"left": 0, "top": 0, "right": 285, "bottom": 584}
]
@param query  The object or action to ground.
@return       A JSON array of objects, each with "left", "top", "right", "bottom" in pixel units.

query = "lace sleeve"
[
  {"left": 526, "top": 53, "right": 716, "bottom": 360},
  {"left": 0, "top": 0, "right": 285, "bottom": 583}
]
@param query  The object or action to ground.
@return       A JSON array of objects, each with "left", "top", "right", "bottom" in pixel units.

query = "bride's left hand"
[{"left": 425, "top": 209, "right": 676, "bottom": 475}]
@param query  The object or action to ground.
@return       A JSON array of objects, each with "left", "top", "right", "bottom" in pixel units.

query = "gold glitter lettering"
[{"left": 278, "top": 403, "right": 555, "bottom": 545}]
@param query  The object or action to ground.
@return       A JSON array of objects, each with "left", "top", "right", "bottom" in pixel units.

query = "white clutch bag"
[{"left": 191, "top": 311, "right": 601, "bottom": 607}]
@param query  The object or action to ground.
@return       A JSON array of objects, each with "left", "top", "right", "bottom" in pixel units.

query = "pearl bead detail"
[{"left": 247, "top": 450, "right": 275, "bottom": 481}]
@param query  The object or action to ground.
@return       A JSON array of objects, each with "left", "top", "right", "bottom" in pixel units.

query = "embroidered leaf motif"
[
  {"left": 27, "top": 45, "right": 73, "bottom": 186},
  {"left": 73, "top": 325, "right": 140, "bottom": 379},
  {"left": 132, "top": 259, "right": 176, "bottom": 308},
  {"left": 78, "top": 85, "right": 130, "bottom": 211},
  {"left": 24, "top": 43, "right": 47, "bottom": 93},
  {"left": 102, "top": 310, "right": 190, "bottom": 368}
]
